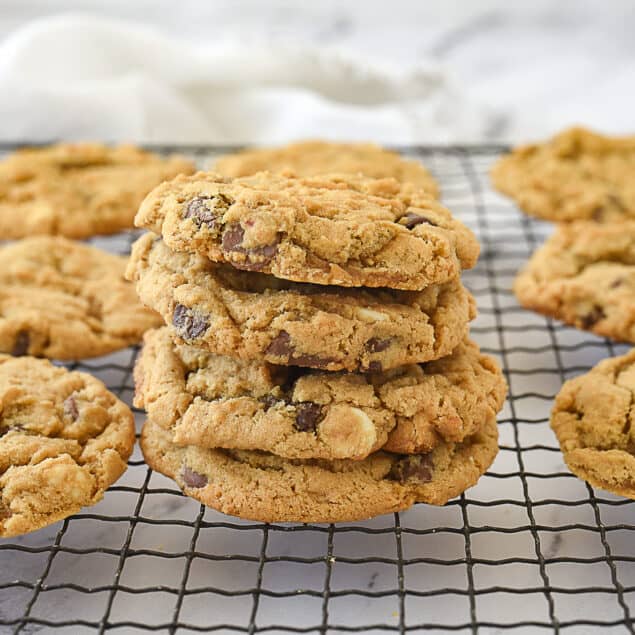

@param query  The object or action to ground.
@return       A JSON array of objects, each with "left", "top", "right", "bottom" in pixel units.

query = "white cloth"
[{"left": 0, "top": 15, "right": 494, "bottom": 145}]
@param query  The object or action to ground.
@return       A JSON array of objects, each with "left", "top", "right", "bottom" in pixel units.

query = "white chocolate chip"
[
  {"left": 319, "top": 405, "right": 378, "bottom": 459},
  {"left": 356, "top": 307, "right": 388, "bottom": 322},
  {"left": 350, "top": 407, "right": 376, "bottom": 436}
]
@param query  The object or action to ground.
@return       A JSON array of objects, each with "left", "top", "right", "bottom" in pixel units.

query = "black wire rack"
[{"left": 1, "top": 144, "right": 634, "bottom": 635}]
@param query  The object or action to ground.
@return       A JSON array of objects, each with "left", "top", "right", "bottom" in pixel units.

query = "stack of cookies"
[{"left": 128, "top": 148, "right": 507, "bottom": 522}]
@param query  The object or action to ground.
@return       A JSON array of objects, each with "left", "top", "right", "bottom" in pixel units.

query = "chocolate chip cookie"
[
  {"left": 551, "top": 349, "right": 635, "bottom": 498},
  {"left": 514, "top": 221, "right": 635, "bottom": 342},
  {"left": 0, "top": 142, "right": 194, "bottom": 239},
  {"left": 213, "top": 140, "right": 439, "bottom": 198},
  {"left": 135, "top": 171, "right": 479, "bottom": 290},
  {"left": 492, "top": 127, "right": 635, "bottom": 222},
  {"left": 134, "top": 328, "right": 506, "bottom": 460},
  {"left": 0, "top": 355, "right": 135, "bottom": 537},
  {"left": 127, "top": 234, "right": 476, "bottom": 372},
  {"left": 140, "top": 414, "right": 498, "bottom": 522},
  {"left": 0, "top": 236, "right": 162, "bottom": 359}
]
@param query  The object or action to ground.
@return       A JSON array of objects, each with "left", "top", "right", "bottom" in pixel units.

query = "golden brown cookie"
[
  {"left": 0, "top": 236, "right": 161, "bottom": 359},
  {"left": 491, "top": 127, "right": 635, "bottom": 222},
  {"left": 135, "top": 171, "right": 479, "bottom": 290},
  {"left": 140, "top": 414, "right": 498, "bottom": 523},
  {"left": 134, "top": 328, "right": 506, "bottom": 460},
  {"left": 0, "top": 355, "right": 135, "bottom": 537},
  {"left": 127, "top": 234, "right": 476, "bottom": 372},
  {"left": 514, "top": 221, "right": 635, "bottom": 342},
  {"left": 0, "top": 142, "right": 194, "bottom": 239},
  {"left": 213, "top": 140, "right": 439, "bottom": 198},
  {"left": 551, "top": 349, "right": 635, "bottom": 498}
]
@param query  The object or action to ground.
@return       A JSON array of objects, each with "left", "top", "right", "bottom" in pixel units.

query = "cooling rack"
[{"left": 0, "top": 145, "right": 634, "bottom": 635}]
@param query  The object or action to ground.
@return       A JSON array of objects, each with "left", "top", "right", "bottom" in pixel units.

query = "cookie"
[
  {"left": 127, "top": 234, "right": 476, "bottom": 372},
  {"left": 551, "top": 349, "right": 635, "bottom": 498},
  {"left": 213, "top": 140, "right": 439, "bottom": 198},
  {"left": 491, "top": 127, "right": 635, "bottom": 222},
  {"left": 514, "top": 221, "right": 635, "bottom": 342},
  {"left": 0, "top": 142, "right": 194, "bottom": 239},
  {"left": 135, "top": 171, "right": 479, "bottom": 290},
  {"left": 381, "top": 342, "right": 507, "bottom": 454},
  {"left": 0, "top": 236, "right": 162, "bottom": 359},
  {"left": 140, "top": 414, "right": 498, "bottom": 522},
  {"left": 134, "top": 328, "right": 506, "bottom": 460},
  {"left": 0, "top": 355, "right": 135, "bottom": 537}
]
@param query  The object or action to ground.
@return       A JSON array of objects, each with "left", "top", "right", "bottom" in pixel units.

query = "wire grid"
[{"left": 0, "top": 144, "right": 634, "bottom": 635}]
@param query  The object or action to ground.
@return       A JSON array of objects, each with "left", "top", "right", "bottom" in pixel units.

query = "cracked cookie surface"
[
  {"left": 492, "top": 127, "right": 635, "bottom": 222},
  {"left": 0, "top": 142, "right": 194, "bottom": 239},
  {"left": 135, "top": 171, "right": 478, "bottom": 290},
  {"left": 0, "top": 236, "right": 162, "bottom": 359},
  {"left": 213, "top": 140, "right": 439, "bottom": 198},
  {"left": 551, "top": 349, "right": 635, "bottom": 498},
  {"left": 127, "top": 234, "right": 476, "bottom": 372},
  {"left": 141, "top": 414, "right": 498, "bottom": 522},
  {"left": 134, "top": 328, "right": 506, "bottom": 460},
  {"left": 0, "top": 355, "right": 135, "bottom": 537},
  {"left": 514, "top": 221, "right": 635, "bottom": 342}
]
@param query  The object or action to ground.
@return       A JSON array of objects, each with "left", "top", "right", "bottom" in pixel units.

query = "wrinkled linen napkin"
[{"left": 0, "top": 14, "right": 494, "bottom": 144}]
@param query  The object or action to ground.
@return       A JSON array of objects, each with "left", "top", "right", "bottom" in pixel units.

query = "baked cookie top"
[
  {"left": 552, "top": 349, "right": 635, "bottom": 498},
  {"left": 135, "top": 171, "right": 479, "bottom": 290},
  {"left": 213, "top": 140, "right": 439, "bottom": 198},
  {"left": 140, "top": 414, "right": 498, "bottom": 523},
  {"left": 127, "top": 234, "right": 476, "bottom": 372},
  {"left": 0, "top": 236, "right": 162, "bottom": 359},
  {"left": 134, "top": 328, "right": 506, "bottom": 461},
  {"left": 0, "top": 142, "right": 194, "bottom": 239},
  {"left": 0, "top": 355, "right": 135, "bottom": 537},
  {"left": 491, "top": 127, "right": 635, "bottom": 222},
  {"left": 514, "top": 221, "right": 635, "bottom": 343}
]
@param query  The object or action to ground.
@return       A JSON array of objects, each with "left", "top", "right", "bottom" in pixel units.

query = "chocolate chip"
[
  {"left": 0, "top": 503, "right": 11, "bottom": 521},
  {"left": 580, "top": 306, "right": 606, "bottom": 329},
  {"left": 623, "top": 413, "right": 632, "bottom": 435},
  {"left": 222, "top": 223, "right": 245, "bottom": 251},
  {"left": 266, "top": 331, "right": 293, "bottom": 357},
  {"left": 173, "top": 304, "right": 209, "bottom": 340},
  {"left": 63, "top": 395, "right": 79, "bottom": 421},
  {"left": 366, "top": 338, "right": 391, "bottom": 353},
  {"left": 183, "top": 194, "right": 231, "bottom": 227},
  {"left": 388, "top": 454, "right": 434, "bottom": 483},
  {"left": 367, "top": 361, "right": 383, "bottom": 373},
  {"left": 291, "top": 353, "right": 336, "bottom": 369},
  {"left": 294, "top": 402, "right": 324, "bottom": 432},
  {"left": 259, "top": 394, "right": 279, "bottom": 410},
  {"left": 402, "top": 212, "right": 437, "bottom": 229},
  {"left": 181, "top": 465, "right": 208, "bottom": 489},
  {"left": 221, "top": 223, "right": 279, "bottom": 272},
  {"left": 11, "top": 331, "right": 29, "bottom": 356},
  {"left": 610, "top": 278, "right": 625, "bottom": 289},
  {"left": 265, "top": 331, "right": 335, "bottom": 369}
]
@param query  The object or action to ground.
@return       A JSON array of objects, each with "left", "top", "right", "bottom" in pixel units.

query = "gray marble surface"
[{"left": 0, "top": 0, "right": 634, "bottom": 142}]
